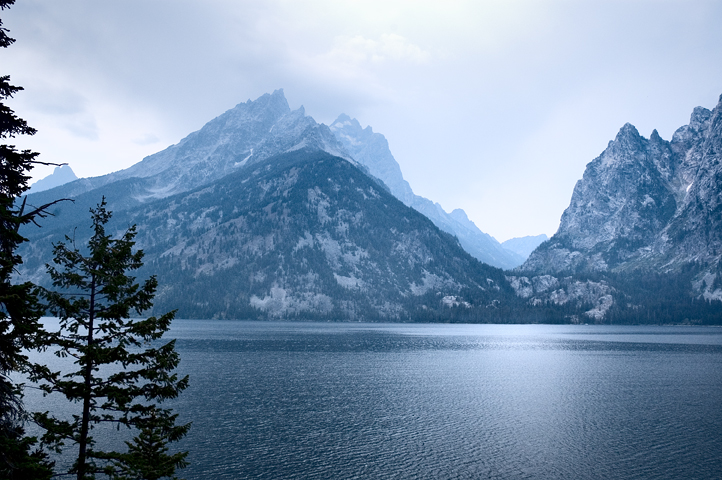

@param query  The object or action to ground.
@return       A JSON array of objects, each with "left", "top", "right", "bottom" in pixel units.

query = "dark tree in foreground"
[
  {"left": 99, "top": 414, "right": 190, "bottom": 480},
  {"left": 1, "top": 0, "right": 57, "bottom": 477},
  {"left": 32, "top": 199, "right": 189, "bottom": 480}
]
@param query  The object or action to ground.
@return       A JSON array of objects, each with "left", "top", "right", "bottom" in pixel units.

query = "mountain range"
[
  {"left": 18, "top": 91, "right": 527, "bottom": 321},
  {"left": 17, "top": 91, "right": 722, "bottom": 323},
  {"left": 31, "top": 90, "right": 525, "bottom": 269}
]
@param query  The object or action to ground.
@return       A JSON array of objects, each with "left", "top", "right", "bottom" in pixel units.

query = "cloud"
[
  {"left": 26, "top": 87, "right": 88, "bottom": 116},
  {"left": 133, "top": 133, "right": 160, "bottom": 146},
  {"left": 279, "top": 32, "right": 435, "bottom": 122},
  {"left": 63, "top": 115, "right": 99, "bottom": 141},
  {"left": 19, "top": 85, "right": 100, "bottom": 140},
  {"left": 325, "top": 34, "right": 431, "bottom": 66}
]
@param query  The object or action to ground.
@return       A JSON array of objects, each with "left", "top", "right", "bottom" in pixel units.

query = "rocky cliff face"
[
  {"left": 522, "top": 95, "right": 722, "bottom": 300},
  {"left": 505, "top": 274, "right": 616, "bottom": 322},
  {"left": 330, "top": 115, "right": 524, "bottom": 270}
]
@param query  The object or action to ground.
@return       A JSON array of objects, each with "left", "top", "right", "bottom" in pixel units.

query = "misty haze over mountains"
[
  {"left": 31, "top": 90, "right": 536, "bottom": 269},
  {"left": 329, "top": 114, "right": 528, "bottom": 269},
  {"left": 18, "top": 91, "right": 722, "bottom": 323}
]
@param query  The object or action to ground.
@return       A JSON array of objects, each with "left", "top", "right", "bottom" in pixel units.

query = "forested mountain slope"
[{"left": 20, "top": 149, "right": 517, "bottom": 320}]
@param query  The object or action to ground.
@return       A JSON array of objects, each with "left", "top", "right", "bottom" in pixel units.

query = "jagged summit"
[
  {"left": 28, "top": 165, "right": 78, "bottom": 194},
  {"left": 617, "top": 122, "right": 639, "bottom": 137},
  {"left": 330, "top": 114, "right": 414, "bottom": 204},
  {"left": 689, "top": 106, "right": 713, "bottom": 129},
  {"left": 34, "top": 90, "right": 352, "bottom": 205},
  {"left": 449, "top": 208, "right": 472, "bottom": 224},
  {"left": 522, "top": 94, "right": 722, "bottom": 300},
  {"left": 671, "top": 105, "right": 713, "bottom": 149},
  {"left": 116, "top": 89, "right": 351, "bottom": 190}
]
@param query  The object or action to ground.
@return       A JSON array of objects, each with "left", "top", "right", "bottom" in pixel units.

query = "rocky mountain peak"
[
  {"left": 329, "top": 114, "right": 380, "bottom": 149},
  {"left": 330, "top": 114, "right": 412, "bottom": 202},
  {"left": 597, "top": 122, "right": 648, "bottom": 171},
  {"left": 689, "top": 106, "right": 712, "bottom": 131},
  {"left": 449, "top": 208, "right": 471, "bottom": 224},
  {"left": 617, "top": 122, "right": 640, "bottom": 139},
  {"left": 34, "top": 90, "right": 353, "bottom": 205},
  {"left": 672, "top": 106, "right": 713, "bottom": 150},
  {"left": 237, "top": 88, "right": 290, "bottom": 119},
  {"left": 611, "top": 123, "right": 645, "bottom": 151},
  {"left": 28, "top": 165, "right": 78, "bottom": 194},
  {"left": 522, "top": 94, "right": 722, "bottom": 298},
  {"left": 330, "top": 114, "right": 365, "bottom": 137}
]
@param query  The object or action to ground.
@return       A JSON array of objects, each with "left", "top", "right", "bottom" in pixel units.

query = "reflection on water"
[{"left": 26, "top": 321, "right": 722, "bottom": 479}]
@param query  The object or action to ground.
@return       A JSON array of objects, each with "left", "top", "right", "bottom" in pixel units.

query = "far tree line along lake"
[{"left": 25, "top": 320, "right": 722, "bottom": 479}]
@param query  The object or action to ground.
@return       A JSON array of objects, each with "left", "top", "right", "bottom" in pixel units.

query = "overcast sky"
[{"left": 4, "top": 0, "right": 722, "bottom": 241}]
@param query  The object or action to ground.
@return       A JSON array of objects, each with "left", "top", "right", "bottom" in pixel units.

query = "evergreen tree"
[
  {"left": 99, "top": 411, "right": 189, "bottom": 480},
  {"left": 31, "top": 199, "right": 189, "bottom": 480},
  {"left": 1, "top": 0, "right": 58, "bottom": 477}
]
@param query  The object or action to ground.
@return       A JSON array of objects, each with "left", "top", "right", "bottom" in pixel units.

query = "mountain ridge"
[
  {"left": 502, "top": 234, "right": 549, "bottom": 260},
  {"left": 31, "top": 91, "right": 528, "bottom": 271},
  {"left": 19, "top": 90, "right": 722, "bottom": 323},
  {"left": 31, "top": 90, "right": 353, "bottom": 207}
]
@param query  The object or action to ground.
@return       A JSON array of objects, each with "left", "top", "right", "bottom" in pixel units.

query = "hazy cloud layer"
[{"left": 3, "top": 0, "right": 722, "bottom": 240}]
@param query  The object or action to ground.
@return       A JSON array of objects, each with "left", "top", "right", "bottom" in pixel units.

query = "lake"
[{"left": 27, "top": 321, "right": 722, "bottom": 479}]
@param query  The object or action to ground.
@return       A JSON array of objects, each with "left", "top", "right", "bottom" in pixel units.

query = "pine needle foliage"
[
  {"left": 98, "top": 413, "right": 189, "bottom": 480},
  {"left": 31, "top": 199, "right": 189, "bottom": 480}
]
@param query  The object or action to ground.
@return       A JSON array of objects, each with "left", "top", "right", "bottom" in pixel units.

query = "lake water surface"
[
  {"left": 160, "top": 321, "right": 722, "bottom": 479},
  {"left": 25, "top": 321, "right": 722, "bottom": 479}
]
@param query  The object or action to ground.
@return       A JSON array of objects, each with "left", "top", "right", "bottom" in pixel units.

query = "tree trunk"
[{"left": 77, "top": 274, "right": 96, "bottom": 480}]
